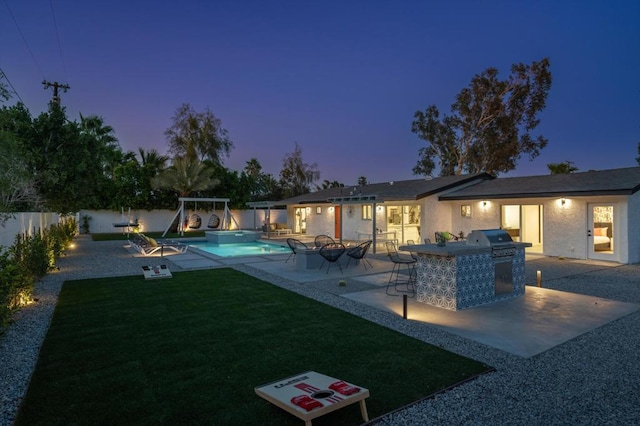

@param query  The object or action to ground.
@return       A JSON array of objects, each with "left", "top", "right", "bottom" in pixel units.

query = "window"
[
  {"left": 461, "top": 205, "right": 471, "bottom": 217},
  {"left": 316, "top": 206, "right": 322, "bottom": 215},
  {"left": 362, "top": 204, "right": 372, "bottom": 220}
]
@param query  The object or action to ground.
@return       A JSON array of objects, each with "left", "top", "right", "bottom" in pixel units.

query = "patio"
[{"left": 163, "top": 243, "right": 640, "bottom": 358}]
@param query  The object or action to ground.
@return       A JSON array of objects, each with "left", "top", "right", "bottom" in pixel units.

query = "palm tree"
[
  {"left": 139, "top": 148, "right": 169, "bottom": 171},
  {"left": 151, "top": 156, "right": 219, "bottom": 197},
  {"left": 244, "top": 158, "right": 262, "bottom": 178}
]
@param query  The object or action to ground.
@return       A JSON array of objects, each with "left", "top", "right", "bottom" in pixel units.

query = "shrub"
[
  {"left": 0, "top": 217, "right": 78, "bottom": 334},
  {"left": 0, "top": 248, "right": 33, "bottom": 332}
]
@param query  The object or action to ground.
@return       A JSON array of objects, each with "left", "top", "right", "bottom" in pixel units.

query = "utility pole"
[{"left": 42, "top": 80, "right": 70, "bottom": 104}]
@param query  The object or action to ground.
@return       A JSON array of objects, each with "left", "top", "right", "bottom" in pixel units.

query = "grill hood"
[{"left": 466, "top": 229, "right": 514, "bottom": 247}]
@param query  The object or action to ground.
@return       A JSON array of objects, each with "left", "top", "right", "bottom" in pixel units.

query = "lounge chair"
[
  {"left": 285, "top": 238, "right": 308, "bottom": 263},
  {"left": 345, "top": 240, "right": 373, "bottom": 270},
  {"left": 130, "top": 233, "right": 188, "bottom": 256},
  {"left": 319, "top": 243, "right": 346, "bottom": 274},
  {"left": 314, "top": 234, "right": 336, "bottom": 247}
]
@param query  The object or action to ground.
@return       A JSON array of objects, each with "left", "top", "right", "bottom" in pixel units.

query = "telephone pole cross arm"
[{"left": 42, "top": 80, "right": 70, "bottom": 104}]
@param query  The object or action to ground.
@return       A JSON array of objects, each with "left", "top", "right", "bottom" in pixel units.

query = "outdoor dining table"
[{"left": 355, "top": 231, "right": 397, "bottom": 245}]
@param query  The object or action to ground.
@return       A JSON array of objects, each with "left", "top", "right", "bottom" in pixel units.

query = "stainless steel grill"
[
  {"left": 466, "top": 229, "right": 516, "bottom": 295},
  {"left": 466, "top": 229, "right": 516, "bottom": 257}
]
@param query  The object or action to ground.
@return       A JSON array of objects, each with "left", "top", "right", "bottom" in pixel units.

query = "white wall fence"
[
  {"left": 78, "top": 208, "right": 287, "bottom": 235},
  {"left": 0, "top": 209, "right": 287, "bottom": 248},
  {"left": 0, "top": 212, "right": 61, "bottom": 248}
]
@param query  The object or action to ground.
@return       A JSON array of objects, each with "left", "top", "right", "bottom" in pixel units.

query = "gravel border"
[{"left": 1, "top": 236, "right": 639, "bottom": 425}]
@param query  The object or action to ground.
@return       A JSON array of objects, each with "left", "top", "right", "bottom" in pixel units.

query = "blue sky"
[{"left": 2, "top": 0, "right": 639, "bottom": 185}]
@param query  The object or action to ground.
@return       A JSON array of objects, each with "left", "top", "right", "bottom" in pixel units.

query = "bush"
[
  {"left": 0, "top": 217, "right": 78, "bottom": 334},
  {"left": 0, "top": 248, "right": 33, "bottom": 332}
]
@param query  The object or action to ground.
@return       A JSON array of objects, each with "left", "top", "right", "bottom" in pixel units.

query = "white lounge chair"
[{"left": 130, "top": 233, "right": 187, "bottom": 256}]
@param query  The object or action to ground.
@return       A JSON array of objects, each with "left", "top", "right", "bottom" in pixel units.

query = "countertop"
[{"left": 399, "top": 241, "right": 531, "bottom": 257}]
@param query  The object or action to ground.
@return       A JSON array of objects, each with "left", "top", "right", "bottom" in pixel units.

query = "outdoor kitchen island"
[{"left": 401, "top": 229, "right": 531, "bottom": 311}]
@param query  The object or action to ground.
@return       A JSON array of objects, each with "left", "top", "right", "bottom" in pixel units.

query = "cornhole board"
[
  {"left": 255, "top": 371, "right": 369, "bottom": 426},
  {"left": 142, "top": 265, "right": 172, "bottom": 280}
]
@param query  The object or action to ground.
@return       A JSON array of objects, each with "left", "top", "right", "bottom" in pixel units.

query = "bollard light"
[
  {"left": 537, "top": 270, "right": 541, "bottom": 287},
  {"left": 403, "top": 294, "right": 408, "bottom": 319}
]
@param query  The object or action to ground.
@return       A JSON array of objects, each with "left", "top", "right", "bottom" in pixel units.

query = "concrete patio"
[{"left": 161, "top": 242, "right": 640, "bottom": 358}]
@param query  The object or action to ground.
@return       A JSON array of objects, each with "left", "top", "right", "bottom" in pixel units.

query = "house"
[
  {"left": 438, "top": 166, "right": 640, "bottom": 264},
  {"left": 275, "top": 166, "right": 640, "bottom": 264},
  {"left": 275, "top": 174, "right": 492, "bottom": 253}
]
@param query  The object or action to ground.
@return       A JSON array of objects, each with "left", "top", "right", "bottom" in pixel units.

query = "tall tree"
[
  {"left": 279, "top": 142, "right": 320, "bottom": 198},
  {"left": 25, "top": 103, "right": 112, "bottom": 212},
  {"left": 0, "top": 102, "right": 39, "bottom": 220},
  {"left": 547, "top": 161, "right": 578, "bottom": 174},
  {"left": 165, "top": 103, "right": 233, "bottom": 165},
  {"left": 151, "top": 156, "right": 219, "bottom": 198},
  {"left": 319, "top": 180, "right": 344, "bottom": 190},
  {"left": 412, "top": 58, "right": 552, "bottom": 176},
  {"left": 357, "top": 176, "right": 368, "bottom": 186}
]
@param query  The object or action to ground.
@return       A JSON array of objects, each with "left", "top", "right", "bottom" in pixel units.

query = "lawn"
[{"left": 15, "top": 269, "right": 492, "bottom": 425}]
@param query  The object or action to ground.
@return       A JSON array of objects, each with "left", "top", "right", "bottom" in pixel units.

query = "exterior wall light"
[
  {"left": 305, "top": 207, "right": 311, "bottom": 213},
  {"left": 376, "top": 205, "right": 383, "bottom": 212},
  {"left": 328, "top": 206, "right": 334, "bottom": 213},
  {"left": 561, "top": 198, "right": 566, "bottom": 206}
]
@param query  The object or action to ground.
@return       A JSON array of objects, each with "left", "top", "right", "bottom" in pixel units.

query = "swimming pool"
[{"left": 188, "top": 241, "right": 289, "bottom": 257}]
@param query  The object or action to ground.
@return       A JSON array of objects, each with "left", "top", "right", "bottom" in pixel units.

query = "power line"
[
  {"left": 2, "top": 0, "right": 45, "bottom": 78},
  {"left": 49, "top": 0, "right": 68, "bottom": 81},
  {"left": 0, "top": 68, "right": 26, "bottom": 104}
]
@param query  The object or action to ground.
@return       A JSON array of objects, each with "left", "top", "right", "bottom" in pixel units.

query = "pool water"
[{"left": 188, "top": 241, "right": 289, "bottom": 257}]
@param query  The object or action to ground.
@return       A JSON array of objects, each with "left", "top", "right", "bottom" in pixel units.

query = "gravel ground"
[{"left": 1, "top": 235, "right": 639, "bottom": 425}]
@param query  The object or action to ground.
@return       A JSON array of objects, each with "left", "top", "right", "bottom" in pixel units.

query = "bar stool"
[{"left": 385, "top": 242, "right": 416, "bottom": 296}]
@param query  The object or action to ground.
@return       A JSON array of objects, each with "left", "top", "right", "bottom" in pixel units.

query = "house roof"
[
  {"left": 276, "top": 173, "right": 492, "bottom": 205},
  {"left": 439, "top": 166, "right": 640, "bottom": 200}
]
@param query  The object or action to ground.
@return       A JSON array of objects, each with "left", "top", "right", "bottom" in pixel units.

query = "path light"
[
  {"left": 537, "top": 270, "right": 542, "bottom": 287},
  {"left": 403, "top": 294, "right": 408, "bottom": 319}
]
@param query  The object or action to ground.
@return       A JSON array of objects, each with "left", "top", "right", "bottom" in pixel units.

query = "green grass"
[
  {"left": 91, "top": 231, "right": 206, "bottom": 241},
  {"left": 16, "top": 269, "right": 492, "bottom": 425}
]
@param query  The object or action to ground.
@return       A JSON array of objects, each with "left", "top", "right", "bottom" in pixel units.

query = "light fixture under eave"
[
  {"left": 328, "top": 206, "right": 334, "bottom": 213},
  {"left": 376, "top": 205, "right": 383, "bottom": 212},
  {"left": 305, "top": 207, "right": 311, "bottom": 213}
]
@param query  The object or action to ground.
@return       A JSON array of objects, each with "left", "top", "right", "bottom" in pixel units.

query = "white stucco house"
[{"left": 274, "top": 166, "right": 640, "bottom": 264}]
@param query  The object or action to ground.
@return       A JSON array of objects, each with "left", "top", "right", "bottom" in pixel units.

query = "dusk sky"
[{"left": 2, "top": 1, "right": 639, "bottom": 186}]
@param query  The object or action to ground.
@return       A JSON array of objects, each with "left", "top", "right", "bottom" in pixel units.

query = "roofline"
[
  {"left": 440, "top": 189, "right": 635, "bottom": 200},
  {"left": 416, "top": 173, "right": 494, "bottom": 199}
]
